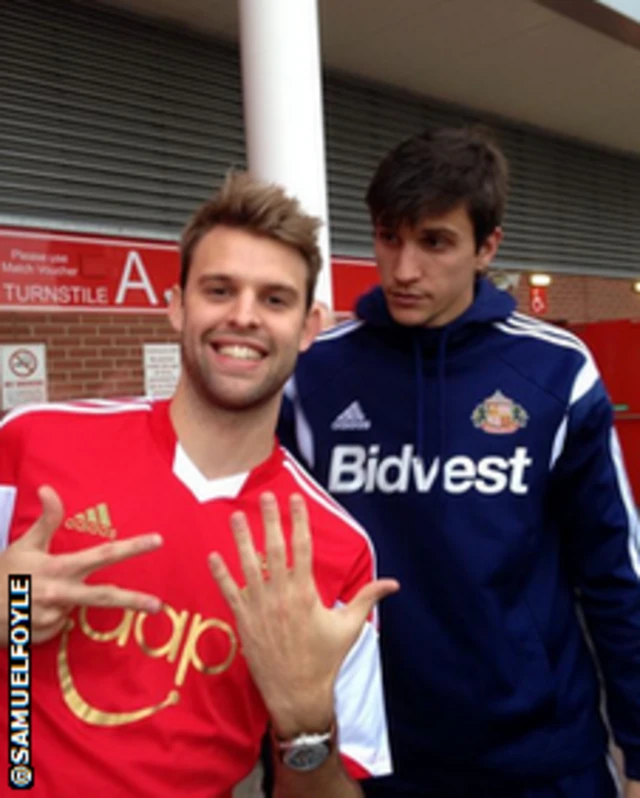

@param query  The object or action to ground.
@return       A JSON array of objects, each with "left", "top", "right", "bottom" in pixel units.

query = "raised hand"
[
  {"left": 1, "top": 485, "right": 163, "bottom": 645},
  {"left": 209, "top": 491, "right": 399, "bottom": 738}
]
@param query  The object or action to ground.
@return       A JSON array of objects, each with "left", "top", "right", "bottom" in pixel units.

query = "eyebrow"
[
  {"left": 375, "top": 221, "right": 458, "bottom": 235},
  {"left": 417, "top": 224, "right": 459, "bottom": 236},
  {"left": 197, "top": 274, "right": 300, "bottom": 296},
  {"left": 261, "top": 283, "right": 300, "bottom": 297}
]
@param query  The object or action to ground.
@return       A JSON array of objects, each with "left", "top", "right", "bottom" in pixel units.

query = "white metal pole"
[{"left": 239, "top": 0, "right": 333, "bottom": 308}]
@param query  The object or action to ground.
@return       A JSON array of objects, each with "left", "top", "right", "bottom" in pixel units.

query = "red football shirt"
[{"left": 0, "top": 399, "right": 391, "bottom": 797}]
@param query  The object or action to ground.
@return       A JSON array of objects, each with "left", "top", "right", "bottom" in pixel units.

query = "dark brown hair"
[
  {"left": 180, "top": 171, "right": 322, "bottom": 309},
  {"left": 366, "top": 127, "right": 509, "bottom": 250}
]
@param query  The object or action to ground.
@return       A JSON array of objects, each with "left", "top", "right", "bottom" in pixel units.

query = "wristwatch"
[{"left": 273, "top": 721, "right": 336, "bottom": 772}]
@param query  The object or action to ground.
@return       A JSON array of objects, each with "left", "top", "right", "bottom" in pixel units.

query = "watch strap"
[{"left": 272, "top": 720, "right": 336, "bottom": 772}]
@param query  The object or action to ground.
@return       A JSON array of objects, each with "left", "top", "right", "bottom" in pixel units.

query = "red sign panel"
[
  {"left": 529, "top": 285, "right": 548, "bottom": 316},
  {"left": 331, "top": 257, "right": 379, "bottom": 312},
  {"left": 0, "top": 229, "right": 377, "bottom": 314},
  {"left": 0, "top": 228, "right": 178, "bottom": 314}
]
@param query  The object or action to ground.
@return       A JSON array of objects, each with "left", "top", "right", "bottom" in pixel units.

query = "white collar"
[{"left": 173, "top": 443, "right": 249, "bottom": 502}]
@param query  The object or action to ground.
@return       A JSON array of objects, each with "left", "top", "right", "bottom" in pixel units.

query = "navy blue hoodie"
[{"left": 278, "top": 278, "right": 640, "bottom": 790}]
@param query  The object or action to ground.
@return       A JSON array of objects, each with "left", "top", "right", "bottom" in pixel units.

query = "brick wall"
[
  {"left": 0, "top": 313, "right": 177, "bottom": 402},
  {"left": 0, "top": 273, "right": 638, "bottom": 404},
  {"left": 511, "top": 273, "right": 640, "bottom": 324}
]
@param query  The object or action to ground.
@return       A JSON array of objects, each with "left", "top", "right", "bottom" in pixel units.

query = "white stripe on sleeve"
[
  {"left": 0, "top": 485, "right": 17, "bottom": 551},
  {"left": 334, "top": 609, "right": 392, "bottom": 777},
  {"left": 610, "top": 429, "right": 640, "bottom": 578},
  {"left": 549, "top": 415, "right": 569, "bottom": 471},
  {"left": 284, "top": 378, "right": 315, "bottom": 469}
]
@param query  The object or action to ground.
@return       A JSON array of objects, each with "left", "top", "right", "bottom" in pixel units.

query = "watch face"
[{"left": 282, "top": 742, "right": 330, "bottom": 772}]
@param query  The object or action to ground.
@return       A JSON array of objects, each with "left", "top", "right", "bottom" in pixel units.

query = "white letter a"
[{"left": 115, "top": 251, "right": 158, "bottom": 306}]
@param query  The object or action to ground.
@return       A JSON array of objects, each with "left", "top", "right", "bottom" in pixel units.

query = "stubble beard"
[{"left": 180, "top": 339, "right": 293, "bottom": 413}]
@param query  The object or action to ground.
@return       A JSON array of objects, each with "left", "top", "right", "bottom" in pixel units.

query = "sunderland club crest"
[{"left": 472, "top": 390, "right": 528, "bottom": 434}]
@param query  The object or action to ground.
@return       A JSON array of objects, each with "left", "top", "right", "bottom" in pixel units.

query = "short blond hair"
[{"left": 180, "top": 171, "right": 322, "bottom": 309}]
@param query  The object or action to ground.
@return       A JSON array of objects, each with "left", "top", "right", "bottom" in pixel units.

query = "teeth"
[{"left": 217, "top": 344, "right": 262, "bottom": 361}]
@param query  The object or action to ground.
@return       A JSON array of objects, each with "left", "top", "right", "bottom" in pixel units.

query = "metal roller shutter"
[
  {"left": 324, "top": 75, "right": 640, "bottom": 277},
  {"left": 0, "top": 0, "right": 245, "bottom": 239},
  {"left": 0, "top": 0, "right": 638, "bottom": 277},
  {"left": 324, "top": 77, "right": 467, "bottom": 255}
]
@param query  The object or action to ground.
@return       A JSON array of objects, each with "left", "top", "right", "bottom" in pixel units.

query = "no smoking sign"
[
  {"left": 8, "top": 348, "right": 39, "bottom": 379},
  {"left": 1, "top": 344, "right": 48, "bottom": 410}
]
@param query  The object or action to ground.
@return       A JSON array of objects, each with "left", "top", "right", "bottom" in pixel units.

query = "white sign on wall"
[
  {"left": 143, "top": 343, "right": 180, "bottom": 399},
  {"left": 1, "top": 344, "right": 48, "bottom": 410}
]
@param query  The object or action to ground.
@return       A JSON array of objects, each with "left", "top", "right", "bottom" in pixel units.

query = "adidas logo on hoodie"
[{"left": 331, "top": 401, "right": 371, "bottom": 431}]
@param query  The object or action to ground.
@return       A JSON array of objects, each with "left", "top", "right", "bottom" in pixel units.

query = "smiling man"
[
  {"left": 279, "top": 128, "right": 640, "bottom": 797},
  {"left": 0, "top": 172, "right": 397, "bottom": 797}
]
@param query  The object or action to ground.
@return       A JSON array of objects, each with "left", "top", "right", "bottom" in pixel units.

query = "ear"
[
  {"left": 299, "top": 302, "right": 323, "bottom": 353},
  {"left": 476, "top": 227, "right": 503, "bottom": 273},
  {"left": 167, "top": 284, "right": 184, "bottom": 334},
  {"left": 314, "top": 301, "right": 335, "bottom": 331}
]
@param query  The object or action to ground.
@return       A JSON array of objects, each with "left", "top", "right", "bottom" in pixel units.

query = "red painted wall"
[{"left": 571, "top": 320, "right": 640, "bottom": 504}]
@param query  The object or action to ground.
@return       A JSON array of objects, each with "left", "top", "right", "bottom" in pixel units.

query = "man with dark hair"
[
  {"left": 0, "top": 171, "right": 398, "bottom": 797},
  {"left": 279, "top": 128, "right": 640, "bottom": 796}
]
